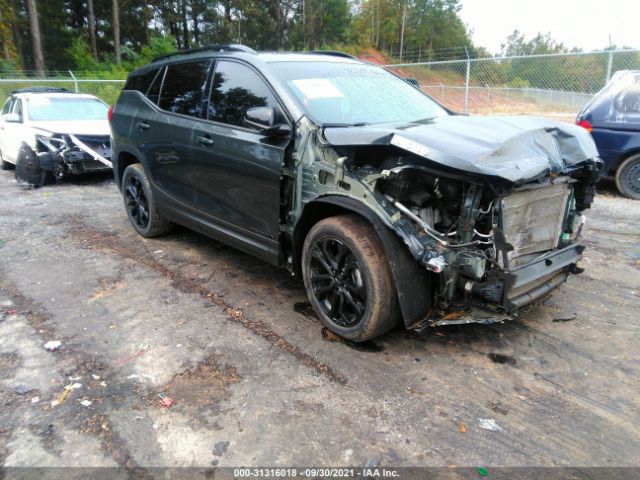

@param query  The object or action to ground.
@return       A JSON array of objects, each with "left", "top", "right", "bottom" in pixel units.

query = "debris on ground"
[
  {"left": 478, "top": 418, "right": 503, "bottom": 432},
  {"left": 487, "top": 401, "right": 510, "bottom": 416},
  {"left": 364, "top": 455, "right": 382, "bottom": 469},
  {"left": 213, "top": 441, "right": 229, "bottom": 456},
  {"left": 31, "top": 396, "right": 39, "bottom": 404},
  {"left": 158, "top": 393, "right": 174, "bottom": 408},
  {"left": 79, "top": 399, "right": 92, "bottom": 407},
  {"left": 459, "top": 421, "right": 466, "bottom": 433},
  {"left": 6, "top": 309, "right": 16, "bottom": 315},
  {"left": 113, "top": 348, "right": 147, "bottom": 366},
  {"left": 477, "top": 466, "right": 489, "bottom": 477},
  {"left": 13, "top": 384, "right": 32, "bottom": 395},
  {"left": 553, "top": 312, "right": 577, "bottom": 322},
  {"left": 44, "top": 340, "right": 62, "bottom": 352}
]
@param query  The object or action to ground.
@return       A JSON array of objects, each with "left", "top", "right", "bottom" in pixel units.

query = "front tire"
[
  {"left": 0, "top": 149, "right": 14, "bottom": 170},
  {"left": 122, "top": 163, "right": 173, "bottom": 237},
  {"left": 301, "top": 215, "right": 400, "bottom": 342},
  {"left": 615, "top": 154, "right": 640, "bottom": 200}
]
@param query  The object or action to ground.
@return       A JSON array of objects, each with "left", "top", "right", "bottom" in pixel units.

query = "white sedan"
[{"left": 0, "top": 87, "right": 112, "bottom": 186}]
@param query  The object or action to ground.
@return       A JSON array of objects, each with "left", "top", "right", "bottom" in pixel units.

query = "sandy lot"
[{"left": 0, "top": 169, "right": 639, "bottom": 475}]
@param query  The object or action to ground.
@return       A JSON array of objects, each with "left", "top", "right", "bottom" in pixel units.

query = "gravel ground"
[{"left": 0, "top": 170, "right": 639, "bottom": 475}]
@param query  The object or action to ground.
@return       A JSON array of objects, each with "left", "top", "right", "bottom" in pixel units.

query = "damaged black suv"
[{"left": 111, "top": 45, "right": 602, "bottom": 341}]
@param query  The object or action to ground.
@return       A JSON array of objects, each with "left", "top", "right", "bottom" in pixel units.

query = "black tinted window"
[
  {"left": 146, "top": 67, "right": 164, "bottom": 104},
  {"left": 208, "top": 61, "right": 276, "bottom": 128},
  {"left": 159, "top": 60, "right": 211, "bottom": 117},
  {"left": 124, "top": 68, "right": 160, "bottom": 94},
  {"left": 1, "top": 98, "right": 13, "bottom": 114}
]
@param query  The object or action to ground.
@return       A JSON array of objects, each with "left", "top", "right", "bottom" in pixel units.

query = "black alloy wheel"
[
  {"left": 124, "top": 175, "right": 150, "bottom": 229},
  {"left": 309, "top": 237, "right": 368, "bottom": 328}
]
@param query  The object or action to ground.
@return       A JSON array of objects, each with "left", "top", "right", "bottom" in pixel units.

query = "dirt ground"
[{"left": 0, "top": 168, "right": 639, "bottom": 474}]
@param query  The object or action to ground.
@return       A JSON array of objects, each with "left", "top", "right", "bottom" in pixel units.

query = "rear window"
[
  {"left": 158, "top": 60, "right": 212, "bottom": 117},
  {"left": 124, "top": 68, "right": 160, "bottom": 94}
]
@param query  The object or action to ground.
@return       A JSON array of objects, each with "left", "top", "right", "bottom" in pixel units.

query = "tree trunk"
[
  {"left": 191, "top": 0, "right": 199, "bottom": 45},
  {"left": 25, "top": 0, "right": 44, "bottom": 76},
  {"left": 112, "top": 0, "right": 120, "bottom": 64},
  {"left": 87, "top": 0, "right": 98, "bottom": 61},
  {"left": 181, "top": 0, "right": 189, "bottom": 49}
]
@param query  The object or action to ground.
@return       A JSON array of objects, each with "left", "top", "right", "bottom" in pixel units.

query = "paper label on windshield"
[{"left": 292, "top": 79, "right": 343, "bottom": 99}]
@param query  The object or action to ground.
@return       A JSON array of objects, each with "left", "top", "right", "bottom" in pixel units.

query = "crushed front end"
[
  {"left": 35, "top": 132, "right": 112, "bottom": 180},
  {"left": 376, "top": 169, "right": 593, "bottom": 327},
  {"left": 303, "top": 116, "right": 603, "bottom": 329}
]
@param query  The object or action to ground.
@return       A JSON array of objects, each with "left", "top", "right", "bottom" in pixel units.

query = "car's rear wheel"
[
  {"left": 122, "top": 163, "right": 173, "bottom": 237},
  {"left": 615, "top": 153, "right": 640, "bottom": 200},
  {"left": 301, "top": 214, "right": 399, "bottom": 342}
]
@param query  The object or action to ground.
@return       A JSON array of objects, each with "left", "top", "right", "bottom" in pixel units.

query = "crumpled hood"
[
  {"left": 31, "top": 120, "right": 110, "bottom": 137},
  {"left": 323, "top": 115, "right": 600, "bottom": 184}
]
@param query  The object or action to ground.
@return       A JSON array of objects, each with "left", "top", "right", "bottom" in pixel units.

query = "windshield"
[
  {"left": 269, "top": 61, "right": 447, "bottom": 125},
  {"left": 27, "top": 96, "right": 108, "bottom": 121}
]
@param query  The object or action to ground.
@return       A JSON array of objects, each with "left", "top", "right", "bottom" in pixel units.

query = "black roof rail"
[
  {"left": 152, "top": 44, "right": 257, "bottom": 62},
  {"left": 11, "top": 86, "right": 71, "bottom": 94},
  {"left": 305, "top": 50, "right": 356, "bottom": 59}
]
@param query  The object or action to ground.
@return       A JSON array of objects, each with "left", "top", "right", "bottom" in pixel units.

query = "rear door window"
[
  {"left": 124, "top": 68, "right": 161, "bottom": 95},
  {"left": 208, "top": 60, "right": 278, "bottom": 128},
  {"left": 158, "top": 60, "right": 212, "bottom": 117}
]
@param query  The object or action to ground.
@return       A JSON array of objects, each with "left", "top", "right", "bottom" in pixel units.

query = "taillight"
[
  {"left": 576, "top": 119, "right": 592, "bottom": 133},
  {"left": 107, "top": 105, "right": 114, "bottom": 122}
]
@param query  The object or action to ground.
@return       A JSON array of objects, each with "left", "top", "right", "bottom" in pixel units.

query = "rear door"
[
  {"left": 191, "top": 59, "right": 291, "bottom": 261},
  {"left": 137, "top": 59, "right": 212, "bottom": 208}
]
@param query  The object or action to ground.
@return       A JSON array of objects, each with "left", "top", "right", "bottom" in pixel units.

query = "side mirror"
[
  {"left": 2, "top": 113, "right": 20, "bottom": 123},
  {"left": 245, "top": 107, "right": 275, "bottom": 128},
  {"left": 245, "top": 107, "right": 291, "bottom": 137}
]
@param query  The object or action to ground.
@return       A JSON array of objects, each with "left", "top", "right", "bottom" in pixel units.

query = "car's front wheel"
[
  {"left": 615, "top": 153, "right": 640, "bottom": 200},
  {"left": 301, "top": 214, "right": 399, "bottom": 342},
  {"left": 122, "top": 163, "right": 173, "bottom": 237},
  {"left": 0, "top": 149, "right": 14, "bottom": 170}
]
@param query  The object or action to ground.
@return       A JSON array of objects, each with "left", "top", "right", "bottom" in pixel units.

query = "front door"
[{"left": 191, "top": 60, "right": 290, "bottom": 261}]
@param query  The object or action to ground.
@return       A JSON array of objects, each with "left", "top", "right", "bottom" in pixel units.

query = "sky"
[{"left": 459, "top": 0, "right": 640, "bottom": 55}]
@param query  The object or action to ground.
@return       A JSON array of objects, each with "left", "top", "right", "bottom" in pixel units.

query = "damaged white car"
[{"left": 0, "top": 87, "right": 112, "bottom": 186}]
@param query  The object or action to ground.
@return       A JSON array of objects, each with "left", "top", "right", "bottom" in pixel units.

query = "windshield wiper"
[{"left": 321, "top": 122, "right": 368, "bottom": 128}]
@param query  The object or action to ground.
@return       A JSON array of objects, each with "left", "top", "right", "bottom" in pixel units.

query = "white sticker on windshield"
[{"left": 291, "top": 79, "right": 344, "bottom": 99}]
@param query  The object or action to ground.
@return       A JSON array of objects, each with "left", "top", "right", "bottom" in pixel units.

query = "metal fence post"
[
  {"left": 68, "top": 70, "right": 78, "bottom": 93},
  {"left": 463, "top": 47, "right": 470, "bottom": 114},
  {"left": 606, "top": 49, "right": 613, "bottom": 83}
]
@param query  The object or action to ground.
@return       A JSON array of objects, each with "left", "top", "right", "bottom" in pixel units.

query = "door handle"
[
  {"left": 196, "top": 135, "right": 215, "bottom": 146},
  {"left": 136, "top": 122, "right": 150, "bottom": 131}
]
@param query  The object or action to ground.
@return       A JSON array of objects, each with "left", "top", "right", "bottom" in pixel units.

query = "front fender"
[{"left": 311, "top": 195, "right": 432, "bottom": 329}]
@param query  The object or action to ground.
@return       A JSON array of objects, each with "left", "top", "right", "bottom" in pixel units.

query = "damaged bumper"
[{"left": 36, "top": 133, "right": 112, "bottom": 177}]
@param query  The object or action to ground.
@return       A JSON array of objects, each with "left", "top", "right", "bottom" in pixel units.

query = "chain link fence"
[
  {"left": 0, "top": 72, "right": 125, "bottom": 106},
  {"left": 384, "top": 49, "right": 640, "bottom": 117},
  {"left": 1, "top": 49, "right": 640, "bottom": 117}
]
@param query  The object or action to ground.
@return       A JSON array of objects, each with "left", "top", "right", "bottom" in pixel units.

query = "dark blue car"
[{"left": 577, "top": 70, "right": 640, "bottom": 199}]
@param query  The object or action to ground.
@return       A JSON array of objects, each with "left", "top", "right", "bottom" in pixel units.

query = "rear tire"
[
  {"left": 122, "top": 163, "right": 173, "bottom": 237},
  {"left": 615, "top": 154, "right": 640, "bottom": 200},
  {"left": 301, "top": 214, "right": 400, "bottom": 342}
]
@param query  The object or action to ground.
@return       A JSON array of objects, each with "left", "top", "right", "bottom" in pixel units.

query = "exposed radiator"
[{"left": 500, "top": 183, "right": 570, "bottom": 263}]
